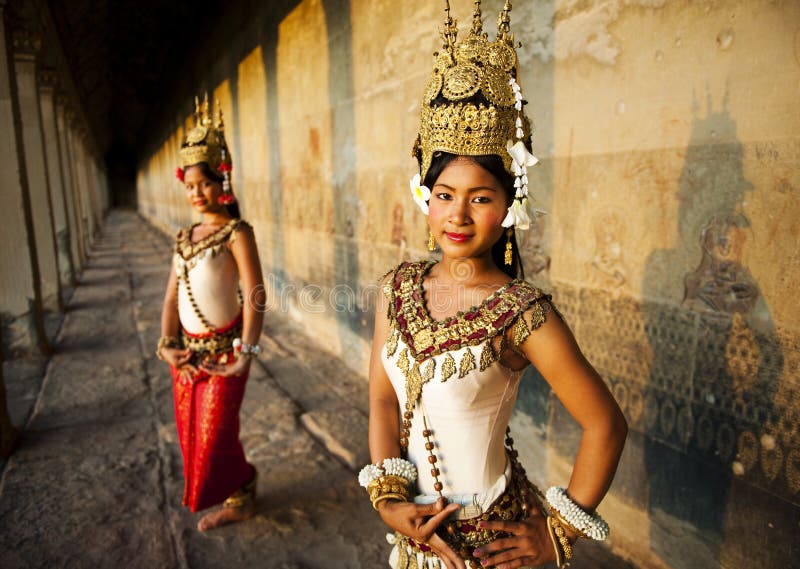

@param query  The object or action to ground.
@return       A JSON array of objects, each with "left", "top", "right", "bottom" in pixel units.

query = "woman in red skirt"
[{"left": 156, "top": 95, "right": 265, "bottom": 531}]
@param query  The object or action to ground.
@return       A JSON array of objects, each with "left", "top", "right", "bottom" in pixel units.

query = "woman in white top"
[
  {"left": 156, "top": 96, "right": 265, "bottom": 532},
  {"left": 363, "top": 3, "right": 627, "bottom": 568}
]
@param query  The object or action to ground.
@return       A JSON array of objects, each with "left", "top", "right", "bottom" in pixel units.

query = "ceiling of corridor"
[{"left": 12, "top": 0, "right": 226, "bottom": 161}]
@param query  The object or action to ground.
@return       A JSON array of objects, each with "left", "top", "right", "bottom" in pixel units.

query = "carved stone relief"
[{"left": 586, "top": 208, "right": 627, "bottom": 291}]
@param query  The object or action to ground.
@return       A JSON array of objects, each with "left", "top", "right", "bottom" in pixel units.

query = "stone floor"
[{"left": 0, "top": 210, "right": 635, "bottom": 569}]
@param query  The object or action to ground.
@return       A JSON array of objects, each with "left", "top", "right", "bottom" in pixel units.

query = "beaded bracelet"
[
  {"left": 358, "top": 457, "right": 418, "bottom": 488},
  {"left": 232, "top": 338, "right": 261, "bottom": 358},
  {"left": 359, "top": 458, "right": 418, "bottom": 510},
  {"left": 546, "top": 486, "right": 610, "bottom": 541}
]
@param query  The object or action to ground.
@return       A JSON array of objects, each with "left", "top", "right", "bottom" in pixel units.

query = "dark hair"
[
  {"left": 184, "top": 162, "right": 241, "bottom": 219},
  {"left": 423, "top": 152, "right": 524, "bottom": 280}
]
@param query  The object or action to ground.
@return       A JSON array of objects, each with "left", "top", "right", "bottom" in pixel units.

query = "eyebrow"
[{"left": 432, "top": 183, "right": 498, "bottom": 192}]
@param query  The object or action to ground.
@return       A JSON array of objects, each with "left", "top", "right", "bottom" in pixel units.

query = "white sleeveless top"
[
  {"left": 383, "top": 340, "right": 523, "bottom": 496},
  {"left": 380, "top": 261, "right": 553, "bottom": 498},
  {"left": 173, "top": 219, "right": 248, "bottom": 334}
]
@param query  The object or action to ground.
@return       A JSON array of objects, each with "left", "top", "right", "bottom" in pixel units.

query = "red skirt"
[{"left": 170, "top": 338, "right": 253, "bottom": 512}]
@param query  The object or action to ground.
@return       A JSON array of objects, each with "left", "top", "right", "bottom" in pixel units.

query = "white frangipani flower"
[
  {"left": 409, "top": 173, "right": 431, "bottom": 215},
  {"left": 507, "top": 139, "right": 539, "bottom": 170},
  {"left": 502, "top": 197, "right": 532, "bottom": 230}
]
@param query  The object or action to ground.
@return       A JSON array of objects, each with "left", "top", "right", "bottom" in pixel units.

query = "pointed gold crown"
[
  {"left": 178, "top": 94, "right": 231, "bottom": 172},
  {"left": 413, "top": 0, "right": 531, "bottom": 182}
]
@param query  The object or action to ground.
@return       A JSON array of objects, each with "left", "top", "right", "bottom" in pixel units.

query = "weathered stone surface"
[
  {"left": 2, "top": 357, "right": 47, "bottom": 427},
  {"left": 301, "top": 407, "right": 370, "bottom": 470},
  {"left": 0, "top": 211, "right": 389, "bottom": 568}
]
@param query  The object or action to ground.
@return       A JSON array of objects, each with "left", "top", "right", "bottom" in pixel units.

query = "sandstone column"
[
  {"left": 55, "top": 95, "right": 81, "bottom": 276},
  {"left": 72, "top": 131, "right": 94, "bottom": 245},
  {"left": 0, "top": 3, "right": 48, "bottom": 355},
  {"left": 38, "top": 68, "right": 74, "bottom": 288},
  {"left": 12, "top": 28, "right": 62, "bottom": 312},
  {"left": 64, "top": 113, "right": 88, "bottom": 266}
]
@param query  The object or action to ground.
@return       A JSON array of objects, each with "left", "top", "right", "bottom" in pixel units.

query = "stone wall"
[
  {"left": 136, "top": 1, "right": 800, "bottom": 566},
  {"left": 0, "top": 0, "right": 108, "bottom": 356}
]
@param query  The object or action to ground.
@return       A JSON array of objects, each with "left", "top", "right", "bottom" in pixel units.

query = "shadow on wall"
[
  {"left": 513, "top": 87, "right": 799, "bottom": 569},
  {"left": 641, "top": 89, "right": 791, "bottom": 568}
]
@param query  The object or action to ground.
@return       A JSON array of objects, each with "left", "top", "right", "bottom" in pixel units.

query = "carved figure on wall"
[
  {"left": 683, "top": 214, "right": 757, "bottom": 315},
  {"left": 390, "top": 202, "right": 409, "bottom": 264},
  {"left": 684, "top": 214, "right": 763, "bottom": 401},
  {"left": 519, "top": 211, "right": 550, "bottom": 275},
  {"left": 587, "top": 209, "right": 627, "bottom": 290},
  {"left": 390, "top": 203, "right": 405, "bottom": 247}
]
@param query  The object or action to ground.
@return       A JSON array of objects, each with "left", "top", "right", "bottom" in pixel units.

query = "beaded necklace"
[
  {"left": 175, "top": 219, "right": 245, "bottom": 335},
  {"left": 385, "top": 261, "right": 552, "bottom": 504}
]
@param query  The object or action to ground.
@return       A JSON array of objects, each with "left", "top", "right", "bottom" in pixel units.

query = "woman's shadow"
[{"left": 641, "top": 91, "right": 788, "bottom": 567}]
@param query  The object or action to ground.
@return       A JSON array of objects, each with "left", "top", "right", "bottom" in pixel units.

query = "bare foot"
[{"left": 197, "top": 503, "right": 255, "bottom": 531}]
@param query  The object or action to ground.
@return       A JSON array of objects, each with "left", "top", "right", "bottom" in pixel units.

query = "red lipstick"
[{"left": 446, "top": 232, "right": 472, "bottom": 243}]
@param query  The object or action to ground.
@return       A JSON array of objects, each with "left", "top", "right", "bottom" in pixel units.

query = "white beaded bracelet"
[
  {"left": 382, "top": 457, "right": 417, "bottom": 483},
  {"left": 546, "top": 486, "right": 610, "bottom": 541},
  {"left": 358, "top": 458, "right": 418, "bottom": 488},
  {"left": 358, "top": 464, "right": 384, "bottom": 488},
  {"left": 233, "top": 338, "right": 261, "bottom": 357}
]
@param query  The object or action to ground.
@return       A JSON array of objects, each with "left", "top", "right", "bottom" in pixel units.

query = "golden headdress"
[
  {"left": 411, "top": 0, "right": 538, "bottom": 231},
  {"left": 177, "top": 94, "right": 234, "bottom": 203}
]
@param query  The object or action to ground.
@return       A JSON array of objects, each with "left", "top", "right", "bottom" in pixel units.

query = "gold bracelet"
[
  {"left": 546, "top": 516, "right": 566, "bottom": 568},
  {"left": 367, "top": 475, "right": 411, "bottom": 503},
  {"left": 372, "top": 493, "right": 408, "bottom": 511},
  {"left": 551, "top": 507, "right": 586, "bottom": 540},
  {"left": 548, "top": 516, "right": 574, "bottom": 563},
  {"left": 156, "top": 335, "right": 180, "bottom": 360}
]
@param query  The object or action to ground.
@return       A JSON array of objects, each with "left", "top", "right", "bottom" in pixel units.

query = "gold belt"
[
  {"left": 180, "top": 323, "right": 241, "bottom": 357},
  {"left": 393, "top": 456, "right": 544, "bottom": 567}
]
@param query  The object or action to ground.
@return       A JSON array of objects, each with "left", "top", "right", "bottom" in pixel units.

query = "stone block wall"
[
  {"left": 0, "top": 0, "right": 108, "bottom": 356},
  {"left": 136, "top": 1, "right": 800, "bottom": 566}
]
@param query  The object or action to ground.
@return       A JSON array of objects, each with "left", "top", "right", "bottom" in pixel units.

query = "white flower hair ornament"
[
  {"left": 502, "top": 77, "right": 543, "bottom": 232},
  {"left": 410, "top": 173, "right": 431, "bottom": 215}
]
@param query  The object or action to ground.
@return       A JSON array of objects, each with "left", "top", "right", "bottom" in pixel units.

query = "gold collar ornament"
[
  {"left": 176, "top": 94, "right": 235, "bottom": 205},
  {"left": 410, "top": 1, "right": 540, "bottom": 231}
]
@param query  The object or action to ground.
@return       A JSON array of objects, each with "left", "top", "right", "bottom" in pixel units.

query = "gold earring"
[
  {"left": 428, "top": 231, "right": 436, "bottom": 251},
  {"left": 504, "top": 229, "right": 513, "bottom": 266}
]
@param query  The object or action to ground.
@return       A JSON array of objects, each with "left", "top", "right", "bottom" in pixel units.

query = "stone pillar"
[
  {"left": 95, "top": 161, "right": 108, "bottom": 214},
  {"left": 12, "top": 29, "right": 62, "bottom": 312},
  {"left": 72, "top": 131, "right": 94, "bottom": 245},
  {"left": 88, "top": 146, "right": 103, "bottom": 231},
  {"left": 38, "top": 68, "right": 74, "bottom": 289},
  {"left": 0, "top": 327, "right": 19, "bottom": 458},
  {"left": 64, "top": 114, "right": 88, "bottom": 265},
  {"left": 55, "top": 95, "right": 81, "bottom": 276},
  {"left": 0, "top": 3, "right": 48, "bottom": 355}
]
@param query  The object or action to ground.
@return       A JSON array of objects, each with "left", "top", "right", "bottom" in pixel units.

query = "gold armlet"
[{"left": 156, "top": 336, "right": 180, "bottom": 360}]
